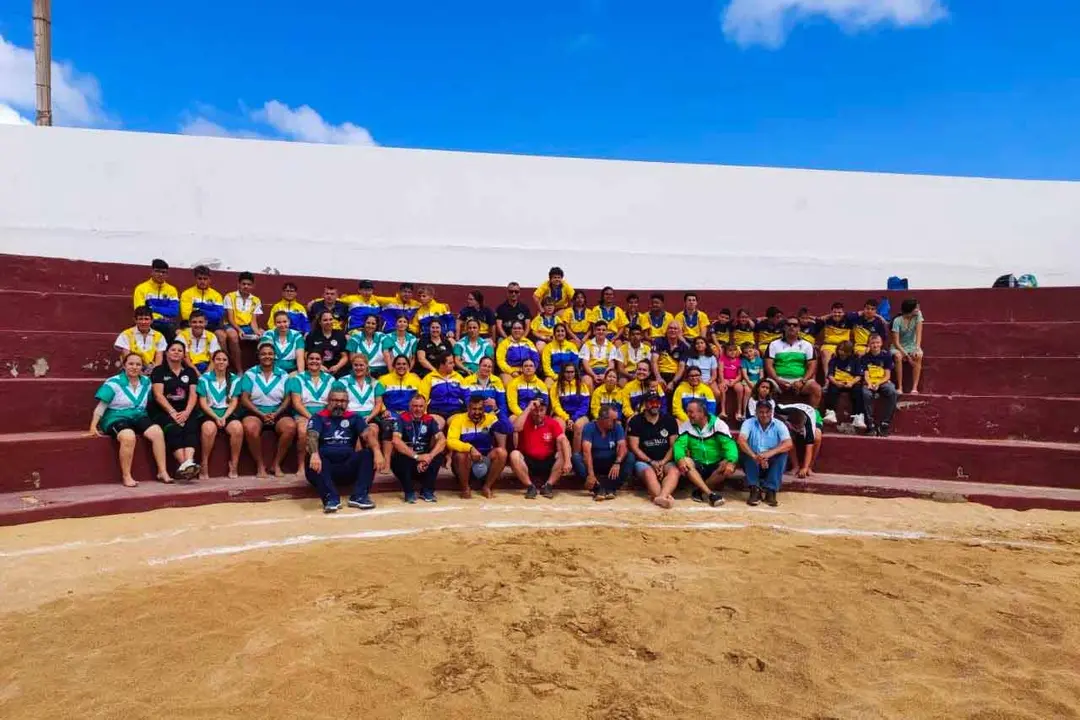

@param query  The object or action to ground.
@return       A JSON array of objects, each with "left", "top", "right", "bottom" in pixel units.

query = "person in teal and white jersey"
[
  {"left": 239, "top": 342, "right": 297, "bottom": 478},
  {"left": 347, "top": 315, "right": 388, "bottom": 378},
  {"left": 197, "top": 350, "right": 244, "bottom": 480},
  {"left": 381, "top": 315, "right": 419, "bottom": 369},
  {"left": 260, "top": 310, "right": 306, "bottom": 374},
  {"left": 288, "top": 351, "right": 337, "bottom": 473},
  {"left": 89, "top": 352, "right": 172, "bottom": 487},
  {"left": 453, "top": 317, "right": 495, "bottom": 376},
  {"left": 341, "top": 354, "right": 388, "bottom": 472}
]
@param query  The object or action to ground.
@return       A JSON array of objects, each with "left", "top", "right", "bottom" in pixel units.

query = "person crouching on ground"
[
  {"left": 573, "top": 406, "right": 632, "bottom": 502},
  {"left": 447, "top": 393, "right": 509, "bottom": 499},
  {"left": 305, "top": 386, "right": 377, "bottom": 513},
  {"left": 509, "top": 396, "right": 572, "bottom": 499},
  {"left": 672, "top": 399, "right": 738, "bottom": 507},
  {"left": 737, "top": 401, "right": 794, "bottom": 507},
  {"left": 390, "top": 394, "right": 447, "bottom": 504}
]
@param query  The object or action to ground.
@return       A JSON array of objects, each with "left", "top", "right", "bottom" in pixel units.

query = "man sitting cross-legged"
[
  {"left": 672, "top": 399, "right": 738, "bottom": 507},
  {"left": 447, "top": 393, "right": 510, "bottom": 499},
  {"left": 305, "top": 386, "right": 377, "bottom": 514}
]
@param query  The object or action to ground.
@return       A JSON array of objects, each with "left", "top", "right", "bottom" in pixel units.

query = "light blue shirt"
[{"left": 739, "top": 417, "right": 790, "bottom": 454}]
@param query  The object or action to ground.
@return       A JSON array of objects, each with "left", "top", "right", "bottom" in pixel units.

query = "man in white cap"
[{"left": 446, "top": 393, "right": 509, "bottom": 498}]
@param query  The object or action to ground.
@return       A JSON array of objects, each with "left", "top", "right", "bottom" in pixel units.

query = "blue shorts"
[{"left": 224, "top": 323, "right": 257, "bottom": 340}]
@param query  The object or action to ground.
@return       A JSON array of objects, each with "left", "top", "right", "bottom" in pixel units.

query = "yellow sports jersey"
[
  {"left": 619, "top": 342, "right": 651, "bottom": 369},
  {"left": 223, "top": 291, "right": 262, "bottom": 327},
  {"left": 588, "top": 305, "right": 630, "bottom": 337},
  {"left": 671, "top": 382, "right": 717, "bottom": 423},
  {"left": 409, "top": 300, "right": 450, "bottom": 335},
  {"left": 732, "top": 323, "right": 756, "bottom": 348},
  {"left": 533, "top": 280, "right": 575, "bottom": 311},
  {"left": 530, "top": 313, "right": 558, "bottom": 342},
  {"left": 179, "top": 286, "right": 224, "bottom": 322},
  {"left": 133, "top": 280, "right": 180, "bottom": 321},
  {"left": 116, "top": 327, "right": 166, "bottom": 365},
  {"left": 270, "top": 299, "right": 307, "bottom": 321},
  {"left": 559, "top": 307, "right": 593, "bottom": 339},
  {"left": 639, "top": 311, "right": 675, "bottom": 339},
  {"left": 446, "top": 412, "right": 503, "bottom": 453},
  {"left": 175, "top": 327, "right": 219, "bottom": 368},
  {"left": 676, "top": 310, "right": 710, "bottom": 339},
  {"left": 590, "top": 385, "right": 633, "bottom": 420}
]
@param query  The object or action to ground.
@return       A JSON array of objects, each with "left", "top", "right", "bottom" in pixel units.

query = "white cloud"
[
  {"left": 722, "top": 0, "right": 947, "bottom": 48},
  {"left": 0, "top": 101, "right": 31, "bottom": 125},
  {"left": 0, "top": 34, "right": 109, "bottom": 125},
  {"left": 181, "top": 100, "right": 375, "bottom": 146}
]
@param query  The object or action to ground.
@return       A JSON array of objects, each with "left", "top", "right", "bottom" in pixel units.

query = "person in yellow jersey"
[
  {"left": 672, "top": 366, "right": 719, "bottom": 423},
  {"left": 270, "top": 282, "right": 310, "bottom": 334},
  {"left": 651, "top": 322, "right": 691, "bottom": 387},
  {"left": 307, "top": 283, "right": 349, "bottom": 332},
  {"left": 222, "top": 271, "right": 264, "bottom": 373},
  {"left": 578, "top": 320, "right": 619, "bottom": 386},
  {"left": 133, "top": 258, "right": 180, "bottom": 341},
  {"left": 540, "top": 323, "right": 580, "bottom": 384},
  {"left": 590, "top": 287, "right": 629, "bottom": 342},
  {"left": 624, "top": 293, "right": 645, "bottom": 332},
  {"left": 506, "top": 358, "right": 548, "bottom": 421},
  {"left": 409, "top": 285, "right": 452, "bottom": 337},
  {"left": 529, "top": 296, "right": 559, "bottom": 352},
  {"left": 755, "top": 306, "right": 786, "bottom": 355},
  {"left": 731, "top": 308, "right": 757, "bottom": 349},
  {"left": 533, "top": 266, "right": 574, "bottom": 312},
  {"left": 590, "top": 368, "right": 632, "bottom": 421},
  {"left": 175, "top": 309, "right": 221, "bottom": 374},
  {"left": 624, "top": 360, "right": 669, "bottom": 415},
  {"left": 708, "top": 308, "right": 733, "bottom": 348},
  {"left": 376, "top": 282, "right": 421, "bottom": 334},
  {"left": 446, "top": 393, "right": 510, "bottom": 499},
  {"left": 496, "top": 320, "right": 541, "bottom": 385},
  {"left": 617, "top": 325, "right": 652, "bottom": 382},
  {"left": 641, "top": 293, "right": 675, "bottom": 340},
  {"left": 179, "top": 265, "right": 225, "bottom": 339},
  {"left": 458, "top": 290, "right": 498, "bottom": 341},
  {"left": 677, "top": 292, "right": 710, "bottom": 340},
  {"left": 114, "top": 305, "right": 167, "bottom": 374},
  {"left": 549, "top": 362, "right": 592, "bottom": 455},
  {"left": 559, "top": 291, "right": 593, "bottom": 346},
  {"left": 344, "top": 279, "right": 382, "bottom": 332}
]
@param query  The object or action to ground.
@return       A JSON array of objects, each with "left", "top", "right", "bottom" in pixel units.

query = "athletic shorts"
[
  {"left": 633, "top": 460, "right": 675, "bottom": 477},
  {"left": 224, "top": 323, "right": 257, "bottom": 340},
  {"left": 684, "top": 460, "right": 720, "bottom": 479},
  {"left": 107, "top": 416, "right": 157, "bottom": 438},
  {"left": 523, "top": 455, "right": 555, "bottom": 480}
]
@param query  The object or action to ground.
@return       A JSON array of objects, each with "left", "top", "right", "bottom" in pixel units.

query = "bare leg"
[
  {"left": 803, "top": 380, "right": 823, "bottom": 408},
  {"left": 659, "top": 465, "right": 681, "bottom": 505},
  {"left": 910, "top": 353, "right": 923, "bottom": 394},
  {"left": 571, "top": 417, "right": 587, "bottom": 455},
  {"left": 275, "top": 417, "right": 296, "bottom": 475},
  {"left": 226, "top": 421, "right": 243, "bottom": 478},
  {"left": 483, "top": 447, "right": 508, "bottom": 497},
  {"left": 295, "top": 421, "right": 308, "bottom": 477},
  {"left": 242, "top": 417, "right": 268, "bottom": 478},
  {"left": 199, "top": 421, "right": 217, "bottom": 480},
  {"left": 452, "top": 452, "right": 472, "bottom": 498},
  {"left": 734, "top": 383, "right": 749, "bottom": 420},
  {"left": 116, "top": 430, "right": 138, "bottom": 487},
  {"left": 677, "top": 460, "right": 711, "bottom": 494},
  {"left": 225, "top": 328, "right": 243, "bottom": 373},
  {"left": 144, "top": 425, "right": 171, "bottom": 482},
  {"left": 508, "top": 450, "right": 533, "bottom": 487}
]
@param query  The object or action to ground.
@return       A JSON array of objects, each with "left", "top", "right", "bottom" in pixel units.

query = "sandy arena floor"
[{"left": 2, "top": 491, "right": 1080, "bottom": 719}]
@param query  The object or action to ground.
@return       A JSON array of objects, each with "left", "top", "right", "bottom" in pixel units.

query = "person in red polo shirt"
[{"left": 509, "top": 396, "right": 571, "bottom": 499}]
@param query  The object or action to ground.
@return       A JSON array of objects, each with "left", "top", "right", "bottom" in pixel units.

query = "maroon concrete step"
[
  {"left": 3, "top": 469, "right": 1078, "bottom": 527},
  {"left": 0, "top": 330, "right": 120, "bottom": 378},
  {"left": 3, "top": 253, "right": 1079, "bottom": 323},
  {"left": 0, "top": 291, "right": 135, "bottom": 333},
  {"left": 3, "top": 429, "right": 1078, "bottom": 496},
  {"left": 925, "top": 322, "right": 1080, "bottom": 357},
  {"left": 0, "top": 378, "right": 101, "bottom": 433},
  {"left": 916, "top": 357, "right": 1079, "bottom": 396}
]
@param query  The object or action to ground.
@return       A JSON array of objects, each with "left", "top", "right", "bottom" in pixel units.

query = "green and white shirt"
[
  {"left": 94, "top": 373, "right": 152, "bottom": 430},
  {"left": 259, "top": 329, "right": 305, "bottom": 373},
  {"left": 197, "top": 372, "right": 241, "bottom": 417},
  {"left": 286, "top": 370, "right": 335, "bottom": 415},
  {"left": 453, "top": 337, "right": 495, "bottom": 375},
  {"left": 347, "top": 331, "right": 388, "bottom": 371},
  {"left": 381, "top": 332, "right": 418, "bottom": 361},
  {"left": 766, "top": 338, "right": 815, "bottom": 381},
  {"left": 340, "top": 375, "right": 385, "bottom": 418},
  {"left": 239, "top": 366, "right": 290, "bottom": 414}
]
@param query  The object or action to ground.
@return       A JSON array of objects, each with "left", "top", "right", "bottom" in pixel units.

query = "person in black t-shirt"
[
  {"left": 307, "top": 284, "right": 349, "bottom": 332},
  {"left": 150, "top": 340, "right": 201, "bottom": 480},
  {"left": 415, "top": 318, "right": 453, "bottom": 377},
  {"left": 495, "top": 282, "right": 533, "bottom": 340},
  {"left": 627, "top": 392, "right": 680, "bottom": 509},
  {"left": 305, "top": 310, "right": 350, "bottom": 378}
]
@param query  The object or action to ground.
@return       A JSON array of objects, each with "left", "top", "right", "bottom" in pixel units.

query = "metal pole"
[{"left": 33, "top": 0, "right": 52, "bottom": 126}]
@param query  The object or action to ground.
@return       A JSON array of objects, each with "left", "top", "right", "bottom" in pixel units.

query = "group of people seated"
[{"left": 92, "top": 261, "right": 926, "bottom": 511}]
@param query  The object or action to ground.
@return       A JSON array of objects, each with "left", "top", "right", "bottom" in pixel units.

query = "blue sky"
[{"left": 1, "top": 0, "right": 1078, "bottom": 179}]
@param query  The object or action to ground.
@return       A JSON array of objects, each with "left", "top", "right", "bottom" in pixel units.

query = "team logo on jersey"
[
  {"left": 660, "top": 429, "right": 669, "bottom": 438},
  {"left": 542, "top": 433, "right": 552, "bottom": 441},
  {"left": 341, "top": 419, "right": 350, "bottom": 428},
  {"left": 419, "top": 425, "right": 428, "bottom": 435},
  {"left": 180, "top": 375, "right": 190, "bottom": 383},
  {"left": 331, "top": 340, "right": 339, "bottom": 347}
]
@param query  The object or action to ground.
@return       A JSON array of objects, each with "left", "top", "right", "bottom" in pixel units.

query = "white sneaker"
[
  {"left": 851, "top": 414, "right": 867, "bottom": 430},
  {"left": 823, "top": 409, "right": 838, "bottom": 425}
]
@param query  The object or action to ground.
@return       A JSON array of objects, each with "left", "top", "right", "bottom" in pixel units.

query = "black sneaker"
[
  {"left": 525, "top": 484, "right": 538, "bottom": 499},
  {"left": 747, "top": 486, "right": 761, "bottom": 506},
  {"left": 708, "top": 491, "right": 725, "bottom": 507},
  {"left": 347, "top": 495, "right": 376, "bottom": 510},
  {"left": 323, "top": 500, "right": 341, "bottom": 514},
  {"left": 691, "top": 489, "right": 705, "bottom": 503},
  {"left": 765, "top": 490, "right": 778, "bottom": 507},
  {"left": 877, "top": 423, "right": 891, "bottom": 437},
  {"left": 539, "top": 482, "right": 555, "bottom": 499},
  {"left": 866, "top": 424, "right": 878, "bottom": 436}
]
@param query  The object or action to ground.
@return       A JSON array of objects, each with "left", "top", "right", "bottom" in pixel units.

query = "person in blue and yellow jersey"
[
  {"left": 852, "top": 298, "right": 890, "bottom": 357},
  {"left": 377, "top": 354, "right": 424, "bottom": 460},
  {"left": 447, "top": 393, "right": 509, "bottom": 499},
  {"left": 348, "top": 315, "right": 388, "bottom": 378},
  {"left": 418, "top": 351, "right": 467, "bottom": 430},
  {"left": 559, "top": 291, "right": 593, "bottom": 346},
  {"left": 496, "top": 320, "right": 541, "bottom": 385},
  {"left": 307, "top": 284, "right": 349, "bottom": 332},
  {"left": 175, "top": 309, "right": 221, "bottom": 374},
  {"left": 624, "top": 294, "right": 645, "bottom": 331},
  {"left": 731, "top": 308, "right": 757, "bottom": 349},
  {"left": 541, "top": 323, "right": 580, "bottom": 384},
  {"left": 672, "top": 365, "right": 718, "bottom": 423},
  {"left": 530, "top": 296, "right": 559, "bottom": 351},
  {"left": 506, "top": 358, "right": 548, "bottom": 420},
  {"left": 461, "top": 356, "right": 508, "bottom": 417},
  {"left": 376, "top": 282, "right": 421, "bottom": 334},
  {"left": 533, "top": 266, "right": 574, "bottom": 312},
  {"left": 755, "top": 306, "right": 786, "bottom": 355},
  {"left": 617, "top": 325, "right": 651, "bottom": 382},
  {"left": 708, "top": 308, "right": 733, "bottom": 347},
  {"left": 578, "top": 320, "right": 619, "bottom": 387},
  {"left": 641, "top": 293, "right": 675, "bottom": 340},
  {"left": 549, "top": 362, "right": 592, "bottom": 455},
  {"left": 590, "top": 368, "right": 633, "bottom": 421},
  {"left": 179, "top": 265, "right": 225, "bottom": 336},
  {"left": 270, "top": 282, "right": 310, "bottom": 335},
  {"left": 260, "top": 310, "right": 305, "bottom": 374},
  {"left": 651, "top": 322, "right": 691, "bottom": 387},
  {"left": 677, "top": 292, "right": 710, "bottom": 340},
  {"left": 818, "top": 302, "right": 855, "bottom": 373},
  {"left": 454, "top": 317, "right": 495, "bottom": 376},
  {"left": 410, "top": 285, "right": 453, "bottom": 337},
  {"left": 344, "top": 279, "right": 382, "bottom": 332},
  {"left": 458, "top": 290, "right": 497, "bottom": 341},
  {"left": 796, "top": 306, "right": 822, "bottom": 346},
  {"left": 222, "top": 271, "right": 264, "bottom": 373},
  {"left": 590, "top": 287, "right": 629, "bottom": 342},
  {"left": 133, "top": 258, "right": 180, "bottom": 341},
  {"left": 114, "top": 305, "right": 167, "bottom": 374},
  {"left": 624, "top": 360, "right": 669, "bottom": 415}
]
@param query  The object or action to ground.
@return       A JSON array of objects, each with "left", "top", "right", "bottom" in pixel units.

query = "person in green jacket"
[{"left": 673, "top": 399, "right": 738, "bottom": 507}]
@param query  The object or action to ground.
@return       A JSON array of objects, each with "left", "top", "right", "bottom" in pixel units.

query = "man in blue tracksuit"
[{"left": 305, "top": 386, "right": 376, "bottom": 513}]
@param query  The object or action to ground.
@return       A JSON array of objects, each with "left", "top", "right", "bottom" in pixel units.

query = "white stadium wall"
[{"left": 0, "top": 125, "right": 1078, "bottom": 289}]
